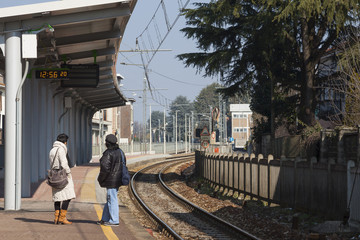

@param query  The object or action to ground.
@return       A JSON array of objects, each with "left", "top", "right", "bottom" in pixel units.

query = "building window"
[
  {"left": 103, "top": 110, "right": 107, "bottom": 121},
  {"left": 233, "top": 127, "right": 248, "bottom": 133},
  {"left": 233, "top": 113, "right": 247, "bottom": 119}
]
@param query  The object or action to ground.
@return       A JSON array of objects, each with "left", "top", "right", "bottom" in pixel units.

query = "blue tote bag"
[{"left": 120, "top": 149, "right": 130, "bottom": 185}]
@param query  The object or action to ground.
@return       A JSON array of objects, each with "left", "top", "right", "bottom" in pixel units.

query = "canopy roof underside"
[{"left": 0, "top": 0, "right": 137, "bottom": 110}]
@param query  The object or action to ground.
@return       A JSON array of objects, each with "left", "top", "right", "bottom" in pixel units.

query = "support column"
[{"left": 4, "top": 31, "right": 22, "bottom": 210}]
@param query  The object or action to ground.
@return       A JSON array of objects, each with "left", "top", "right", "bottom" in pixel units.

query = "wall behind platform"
[{"left": 20, "top": 76, "right": 93, "bottom": 197}]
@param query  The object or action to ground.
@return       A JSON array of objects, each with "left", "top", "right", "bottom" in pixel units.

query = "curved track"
[{"left": 130, "top": 154, "right": 261, "bottom": 240}]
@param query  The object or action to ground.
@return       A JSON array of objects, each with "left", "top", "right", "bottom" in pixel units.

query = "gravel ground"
[{"left": 119, "top": 161, "right": 360, "bottom": 240}]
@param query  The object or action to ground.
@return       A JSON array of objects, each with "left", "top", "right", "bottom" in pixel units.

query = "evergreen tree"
[
  {"left": 179, "top": 0, "right": 299, "bottom": 141},
  {"left": 194, "top": 82, "right": 222, "bottom": 115},
  {"left": 168, "top": 96, "right": 194, "bottom": 141},
  {"left": 266, "top": 0, "right": 359, "bottom": 126},
  {"left": 179, "top": 0, "right": 359, "bottom": 128},
  {"left": 147, "top": 110, "right": 166, "bottom": 142}
]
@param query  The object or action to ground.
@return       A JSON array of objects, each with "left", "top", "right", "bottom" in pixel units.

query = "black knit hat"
[{"left": 105, "top": 134, "right": 117, "bottom": 144}]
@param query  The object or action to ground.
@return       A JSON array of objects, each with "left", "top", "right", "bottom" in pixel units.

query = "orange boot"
[
  {"left": 58, "top": 210, "right": 72, "bottom": 225},
  {"left": 54, "top": 210, "right": 60, "bottom": 224}
]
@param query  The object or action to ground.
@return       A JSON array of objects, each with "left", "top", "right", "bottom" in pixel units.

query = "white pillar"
[
  {"left": 4, "top": 32, "right": 22, "bottom": 210},
  {"left": 22, "top": 76, "right": 31, "bottom": 197}
]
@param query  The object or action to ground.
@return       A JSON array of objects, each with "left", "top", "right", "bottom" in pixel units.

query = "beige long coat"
[{"left": 49, "top": 141, "right": 76, "bottom": 202}]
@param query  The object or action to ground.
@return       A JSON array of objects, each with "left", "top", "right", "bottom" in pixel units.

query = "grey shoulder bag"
[{"left": 46, "top": 148, "right": 69, "bottom": 189}]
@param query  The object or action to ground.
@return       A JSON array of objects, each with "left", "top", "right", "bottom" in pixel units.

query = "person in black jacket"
[{"left": 97, "top": 134, "right": 125, "bottom": 226}]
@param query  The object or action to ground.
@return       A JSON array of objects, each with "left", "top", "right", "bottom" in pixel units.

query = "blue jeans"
[{"left": 101, "top": 188, "right": 119, "bottom": 224}]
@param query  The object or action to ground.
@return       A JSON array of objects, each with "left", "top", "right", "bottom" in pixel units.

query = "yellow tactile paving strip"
[{"left": 81, "top": 168, "right": 119, "bottom": 240}]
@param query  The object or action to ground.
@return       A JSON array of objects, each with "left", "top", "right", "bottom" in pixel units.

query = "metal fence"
[
  {"left": 195, "top": 151, "right": 348, "bottom": 219},
  {"left": 349, "top": 162, "right": 360, "bottom": 223},
  {"left": 92, "top": 142, "right": 189, "bottom": 156}
]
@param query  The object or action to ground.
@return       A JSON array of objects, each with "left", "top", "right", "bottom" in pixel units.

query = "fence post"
[
  {"left": 233, "top": 152, "right": 236, "bottom": 191},
  {"left": 208, "top": 153, "right": 212, "bottom": 184},
  {"left": 257, "top": 154, "right": 263, "bottom": 201},
  {"left": 243, "top": 153, "right": 249, "bottom": 198},
  {"left": 320, "top": 130, "right": 326, "bottom": 163},
  {"left": 357, "top": 125, "right": 360, "bottom": 161},
  {"left": 347, "top": 160, "right": 355, "bottom": 212},
  {"left": 214, "top": 153, "right": 217, "bottom": 187},
  {"left": 327, "top": 158, "right": 335, "bottom": 217},
  {"left": 238, "top": 153, "right": 243, "bottom": 198},
  {"left": 204, "top": 153, "right": 208, "bottom": 180},
  {"left": 267, "top": 154, "right": 273, "bottom": 206},
  {"left": 227, "top": 153, "right": 230, "bottom": 193},
  {"left": 294, "top": 156, "right": 301, "bottom": 209},
  {"left": 218, "top": 153, "right": 221, "bottom": 188},
  {"left": 338, "top": 129, "right": 345, "bottom": 164},
  {"left": 310, "top": 157, "right": 317, "bottom": 212},
  {"left": 250, "top": 153, "right": 255, "bottom": 199},
  {"left": 195, "top": 151, "right": 199, "bottom": 176}
]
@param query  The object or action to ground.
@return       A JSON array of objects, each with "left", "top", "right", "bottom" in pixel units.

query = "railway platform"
[{"left": 0, "top": 154, "right": 169, "bottom": 240}]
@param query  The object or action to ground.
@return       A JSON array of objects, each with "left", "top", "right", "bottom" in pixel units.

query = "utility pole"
[
  {"left": 143, "top": 74, "right": 147, "bottom": 153},
  {"left": 158, "top": 119, "right": 161, "bottom": 143},
  {"left": 149, "top": 105, "right": 152, "bottom": 153},
  {"left": 219, "top": 93, "right": 223, "bottom": 144},
  {"left": 188, "top": 113, "right": 191, "bottom": 152},
  {"left": 119, "top": 47, "right": 171, "bottom": 154},
  {"left": 163, "top": 108, "right": 166, "bottom": 154},
  {"left": 191, "top": 111, "right": 194, "bottom": 152},
  {"left": 185, "top": 114, "right": 187, "bottom": 153},
  {"left": 209, "top": 106, "right": 212, "bottom": 134},
  {"left": 175, "top": 110, "right": 179, "bottom": 154},
  {"left": 223, "top": 101, "right": 227, "bottom": 142},
  {"left": 173, "top": 116, "right": 175, "bottom": 143}
]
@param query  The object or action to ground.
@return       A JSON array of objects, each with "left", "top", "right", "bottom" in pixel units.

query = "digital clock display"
[{"left": 35, "top": 69, "right": 69, "bottom": 79}]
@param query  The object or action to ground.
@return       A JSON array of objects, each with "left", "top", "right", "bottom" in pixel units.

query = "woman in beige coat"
[{"left": 49, "top": 133, "right": 76, "bottom": 224}]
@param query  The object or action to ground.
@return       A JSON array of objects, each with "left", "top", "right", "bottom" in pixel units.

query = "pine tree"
[
  {"left": 266, "top": 0, "right": 359, "bottom": 126},
  {"left": 179, "top": 0, "right": 359, "bottom": 127}
]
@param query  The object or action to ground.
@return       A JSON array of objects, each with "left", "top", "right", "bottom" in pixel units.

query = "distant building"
[
  {"left": 92, "top": 100, "right": 135, "bottom": 155},
  {"left": 112, "top": 101, "right": 134, "bottom": 145},
  {"left": 230, "top": 104, "right": 252, "bottom": 149},
  {"left": 92, "top": 109, "right": 114, "bottom": 155}
]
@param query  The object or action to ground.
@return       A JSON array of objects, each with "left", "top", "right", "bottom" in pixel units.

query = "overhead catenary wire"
[
  {"left": 121, "top": 0, "right": 193, "bottom": 113},
  {"left": 152, "top": 70, "right": 207, "bottom": 87},
  {"left": 119, "top": 60, "right": 205, "bottom": 107},
  {"left": 136, "top": 0, "right": 191, "bottom": 67}
]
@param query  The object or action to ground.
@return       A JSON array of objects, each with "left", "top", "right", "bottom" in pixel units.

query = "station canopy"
[{"left": 0, "top": 0, "right": 136, "bottom": 109}]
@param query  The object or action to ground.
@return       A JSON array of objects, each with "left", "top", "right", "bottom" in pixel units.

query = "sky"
[{"left": 0, "top": 0, "right": 217, "bottom": 123}]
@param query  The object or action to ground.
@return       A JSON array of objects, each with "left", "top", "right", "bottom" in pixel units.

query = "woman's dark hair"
[
  {"left": 57, "top": 133, "right": 69, "bottom": 143},
  {"left": 105, "top": 141, "right": 119, "bottom": 150}
]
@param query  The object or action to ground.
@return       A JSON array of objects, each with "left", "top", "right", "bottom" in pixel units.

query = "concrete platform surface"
[{"left": 0, "top": 154, "right": 165, "bottom": 240}]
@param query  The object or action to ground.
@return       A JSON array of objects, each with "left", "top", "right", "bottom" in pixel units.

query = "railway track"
[{"left": 129, "top": 154, "right": 261, "bottom": 240}]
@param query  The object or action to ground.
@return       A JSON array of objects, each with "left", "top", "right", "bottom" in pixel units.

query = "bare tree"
[{"left": 324, "top": 27, "right": 360, "bottom": 127}]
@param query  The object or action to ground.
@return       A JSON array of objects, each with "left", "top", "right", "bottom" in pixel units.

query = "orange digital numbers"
[{"left": 35, "top": 69, "right": 69, "bottom": 79}]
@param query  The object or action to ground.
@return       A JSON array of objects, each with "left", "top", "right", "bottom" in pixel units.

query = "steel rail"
[
  {"left": 130, "top": 153, "right": 260, "bottom": 240},
  {"left": 158, "top": 161, "right": 261, "bottom": 240},
  {"left": 130, "top": 155, "right": 192, "bottom": 240}
]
